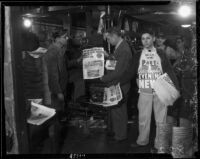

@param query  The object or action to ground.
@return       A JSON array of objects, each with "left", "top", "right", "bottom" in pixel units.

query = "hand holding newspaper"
[{"left": 27, "top": 102, "right": 56, "bottom": 125}]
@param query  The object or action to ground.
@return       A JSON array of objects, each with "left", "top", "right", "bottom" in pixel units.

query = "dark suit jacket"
[
  {"left": 45, "top": 44, "right": 68, "bottom": 94},
  {"left": 101, "top": 40, "right": 133, "bottom": 95}
]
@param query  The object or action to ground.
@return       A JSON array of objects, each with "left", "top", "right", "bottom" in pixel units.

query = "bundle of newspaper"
[
  {"left": 153, "top": 73, "right": 180, "bottom": 106},
  {"left": 91, "top": 83, "right": 123, "bottom": 107},
  {"left": 27, "top": 101, "right": 56, "bottom": 125},
  {"left": 82, "top": 47, "right": 105, "bottom": 79},
  {"left": 27, "top": 47, "right": 48, "bottom": 58}
]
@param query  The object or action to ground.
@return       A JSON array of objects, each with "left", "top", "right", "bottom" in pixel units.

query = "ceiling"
[{"left": 21, "top": 1, "right": 196, "bottom": 27}]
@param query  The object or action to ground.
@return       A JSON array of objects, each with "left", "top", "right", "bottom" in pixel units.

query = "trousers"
[{"left": 136, "top": 93, "right": 167, "bottom": 145}]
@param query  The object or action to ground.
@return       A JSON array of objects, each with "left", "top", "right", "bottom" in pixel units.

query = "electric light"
[
  {"left": 23, "top": 18, "right": 32, "bottom": 28},
  {"left": 178, "top": 5, "right": 191, "bottom": 18},
  {"left": 181, "top": 24, "right": 191, "bottom": 28}
]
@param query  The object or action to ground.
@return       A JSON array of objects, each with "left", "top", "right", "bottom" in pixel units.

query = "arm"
[
  {"left": 162, "top": 51, "right": 180, "bottom": 91},
  {"left": 101, "top": 49, "right": 130, "bottom": 84}
]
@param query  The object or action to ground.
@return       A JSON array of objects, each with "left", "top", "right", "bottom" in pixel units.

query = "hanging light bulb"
[
  {"left": 178, "top": 5, "right": 191, "bottom": 18},
  {"left": 23, "top": 18, "right": 32, "bottom": 28}
]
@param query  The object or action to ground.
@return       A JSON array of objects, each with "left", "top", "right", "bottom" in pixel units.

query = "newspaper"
[
  {"left": 153, "top": 73, "right": 180, "bottom": 106},
  {"left": 91, "top": 83, "right": 123, "bottom": 107},
  {"left": 27, "top": 47, "right": 47, "bottom": 58},
  {"left": 83, "top": 47, "right": 104, "bottom": 79},
  {"left": 27, "top": 102, "right": 56, "bottom": 125}
]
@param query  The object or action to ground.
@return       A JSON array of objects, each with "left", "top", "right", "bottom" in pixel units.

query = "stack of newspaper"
[
  {"left": 91, "top": 83, "right": 123, "bottom": 107},
  {"left": 82, "top": 47, "right": 105, "bottom": 79},
  {"left": 153, "top": 73, "right": 180, "bottom": 106},
  {"left": 27, "top": 101, "right": 56, "bottom": 125}
]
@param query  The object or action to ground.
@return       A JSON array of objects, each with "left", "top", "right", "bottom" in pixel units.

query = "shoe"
[
  {"left": 108, "top": 137, "right": 127, "bottom": 144},
  {"left": 59, "top": 116, "right": 68, "bottom": 124},
  {"left": 130, "top": 142, "right": 148, "bottom": 148},
  {"left": 150, "top": 147, "right": 158, "bottom": 153},
  {"left": 106, "top": 131, "right": 115, "bottom": 137}
]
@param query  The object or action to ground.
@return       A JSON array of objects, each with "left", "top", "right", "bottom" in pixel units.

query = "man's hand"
[
  {"left": 77, "top": 55, "right": 83, "bottom": 63},
  {"left": 103, "top": 51, "right": 109, "bottom": 58},
  {"left": 57, "top": 93, "right": 64, "bottom": 101}
]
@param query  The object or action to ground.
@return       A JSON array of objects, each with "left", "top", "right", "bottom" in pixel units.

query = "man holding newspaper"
[{"left": 100, "top": 27, "right": 133, "bottom": 142}]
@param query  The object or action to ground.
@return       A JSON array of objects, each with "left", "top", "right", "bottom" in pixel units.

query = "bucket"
[
  {"left": 171, "top": 126, "right": 193, "bottom": 158},
  {"left": 154, "top": 122, "right": 173, "bottom": 153}
]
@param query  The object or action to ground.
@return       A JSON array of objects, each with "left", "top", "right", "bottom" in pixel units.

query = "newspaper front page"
[{"left": 83, "top": 47, "right": 105, "bottom": 79}]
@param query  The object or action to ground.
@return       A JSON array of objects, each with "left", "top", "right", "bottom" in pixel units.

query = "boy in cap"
[{"left": 130, "top": 29, "right": 179, "bottom": 150}]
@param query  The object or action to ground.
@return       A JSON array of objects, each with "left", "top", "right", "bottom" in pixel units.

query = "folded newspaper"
[
  {"left": 27, "top": 102, "right": 56, "bottom": 125},
  {"left": 28, "top": 47, "right": 48, "bottom": 58},
  {"left": 83, "top": 47, "right": 105, "bottom": 79},
  {"left": 153, "top": 73, "right": 180, "bottom": 106},
  {"left": 90, "top": 83, "right": 123, "bottom": 107}
]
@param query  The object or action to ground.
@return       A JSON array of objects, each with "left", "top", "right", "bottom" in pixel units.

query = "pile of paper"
[
  {"left": 91, "top": 83, "right": 123, "bottom": 107},
  {"left": 82, "top": 47, "right": 105, "bottom": 79},
  {"left": 27, "top": 102, "right": 56, "bottom": 125},
  {"left": 153, "top": 73, "right": 180, "bottom": 106}
]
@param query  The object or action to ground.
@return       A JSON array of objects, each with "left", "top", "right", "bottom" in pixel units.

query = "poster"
[
  {"left": 83, "top": 47, "right": 105, "bottom": 79},
  {"left": 138, "top": 52, "right": 163, "bottom": 90}
]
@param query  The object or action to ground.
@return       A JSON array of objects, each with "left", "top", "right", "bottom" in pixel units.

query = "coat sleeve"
[
  {"left": 161, "top": 51, "right": 180, "bottom": 91},
  {"left": 45, "top": 48, "right": 62, "bottom": 94},
  {"left": 101, "top": 49, "right": 130, "bottom": 84}
]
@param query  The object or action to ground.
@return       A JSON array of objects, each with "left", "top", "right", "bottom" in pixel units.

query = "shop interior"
[{"left": 3, "top": 1, "right": 198, "bottom": 156}]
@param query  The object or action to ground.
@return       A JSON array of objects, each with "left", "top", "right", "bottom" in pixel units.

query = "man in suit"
[
  {"left": 45, "top": 32, "right": 68, "bottom": 118},
  {"left": 100, "top": 27, "right": 133, "bottom": 142}
]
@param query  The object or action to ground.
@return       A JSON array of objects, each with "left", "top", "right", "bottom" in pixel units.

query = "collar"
[
  {"left": 143, "top": 46, "right": 156, "bottom": 53},
  {"left": 115, "top": 39, "right": 123, "bottom": 51}
]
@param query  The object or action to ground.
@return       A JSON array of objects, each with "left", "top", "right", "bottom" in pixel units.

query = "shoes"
[
  {"left": 59, "top": 116, "right": 68, "bottom": 123},
  {"left": 106, "top": 131, "right": 115, "bottom": 137},
  {"left": 108, "top": 138, "right": 127, "bottom": 144},
  {"left": 130, "top": 142, "right": 149, "bottom": 148},
  {"left": 150, "top": 147, "right": 158, "bottom": 153}
]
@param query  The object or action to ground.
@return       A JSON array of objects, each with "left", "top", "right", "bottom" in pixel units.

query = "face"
[
  {"left": 176, "top": 39, "right": 184, "bottom": 49},
  {"left": 141, "top": 33, "right": 155, "bottom": 49},
  {"left": 56, "top": 36, "right": 67, "bottom": 48},
  {"left": 106, "top": 33, "right": 118, "bottom": 46},
  {"left": 156, "top": 36, "right": 166, "bottom": 46}
]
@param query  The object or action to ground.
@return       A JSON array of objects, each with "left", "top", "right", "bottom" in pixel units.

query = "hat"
[
  {"left": 156, "top": 32, "right": 166, "bottom": 38},
  {"left": 141, "top": 29, "right": 155, "bottom": 36},
  {"left": 52, "top": 31, "right": 68, "bottom": 40}
]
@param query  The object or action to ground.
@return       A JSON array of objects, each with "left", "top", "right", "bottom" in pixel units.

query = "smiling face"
[{"left": 141, "top": 33, "right": 155, "bottom": 49}]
